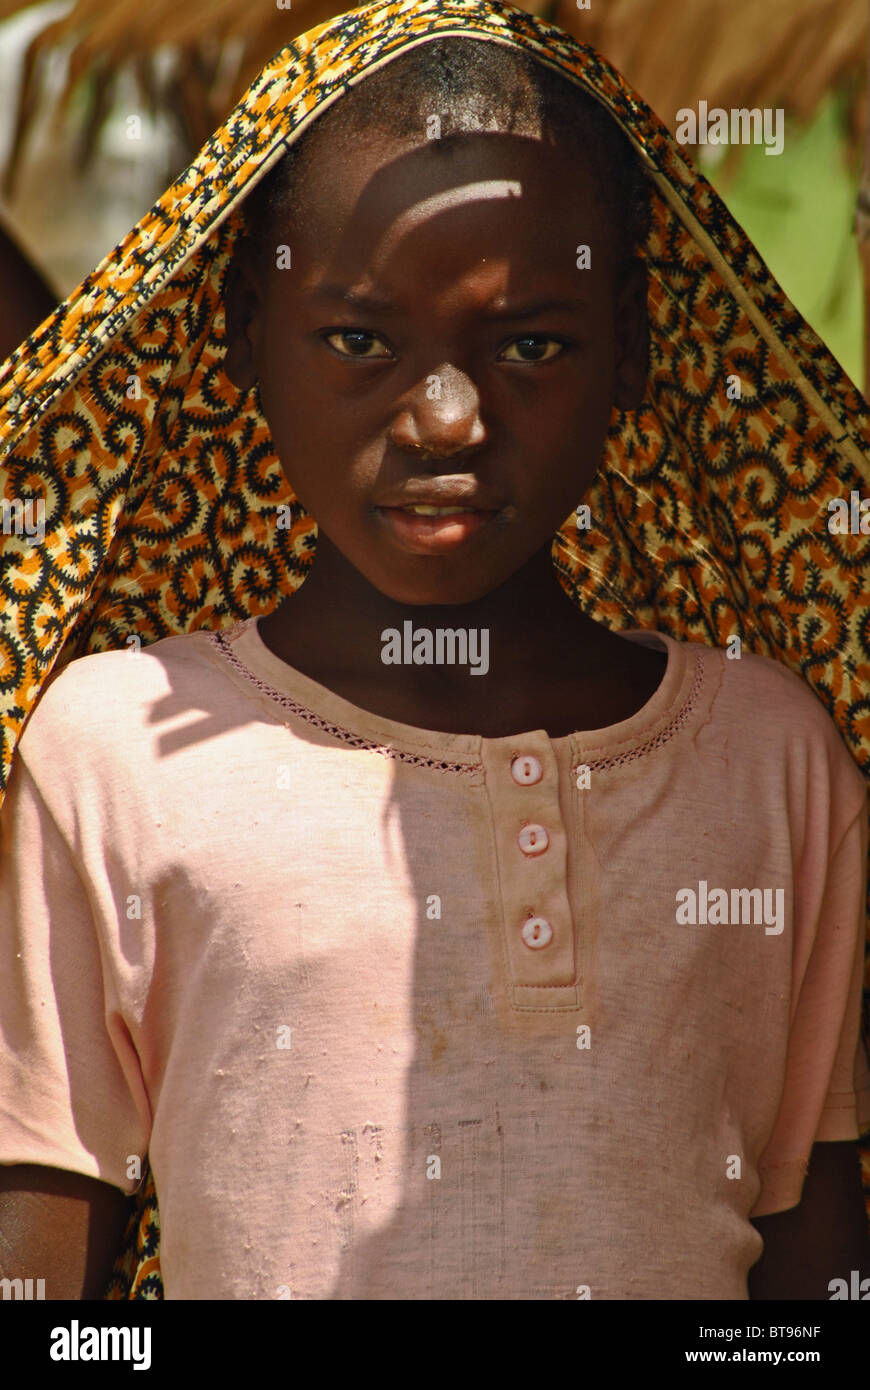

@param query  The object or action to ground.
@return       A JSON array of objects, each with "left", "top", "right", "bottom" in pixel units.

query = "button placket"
[{"left": 481, "top": 736, "right": 579, "bottom": 1008}]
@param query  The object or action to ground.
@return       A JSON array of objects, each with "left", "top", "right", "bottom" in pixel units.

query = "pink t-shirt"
[{"left": 1, "top": 616, "right": 868, "bottom": 1299}]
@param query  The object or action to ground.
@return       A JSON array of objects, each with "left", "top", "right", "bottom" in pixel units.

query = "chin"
[{"left": 364, "top": 571, "right": 507, "bottom": 608}]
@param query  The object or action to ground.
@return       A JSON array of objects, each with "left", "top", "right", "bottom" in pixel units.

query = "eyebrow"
[{"left": 312, "top": 286, "right": 590, "bottom": 318}]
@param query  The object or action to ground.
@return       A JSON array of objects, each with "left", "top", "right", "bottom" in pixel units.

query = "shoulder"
[
  {"left": 701, "top": 639, "right": 830, "bottom": 716},
  {"left": 15, "top": 628, "right": 225, "bottom": 773},
  {"left": 685, "top": 637, "right": 867, "bottom": 802}
]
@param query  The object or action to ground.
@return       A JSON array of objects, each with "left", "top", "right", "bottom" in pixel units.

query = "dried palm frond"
[
  {"left": 0, "top": 0, "right": 866, "bottom": 199},
  {"left": 558, "top": 0, "right": 866, "bottom": 129},
  {"left": 560, "top": 0, "right": 868, "bottom": 188}
]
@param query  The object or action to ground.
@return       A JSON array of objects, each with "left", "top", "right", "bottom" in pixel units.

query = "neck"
[{"left": 262, "top": 533, "right": 605, "bottom": 691}]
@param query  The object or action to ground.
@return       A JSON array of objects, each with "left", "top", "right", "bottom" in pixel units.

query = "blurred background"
[{"left": 0, "top": 0, "right": 867, "bottom": 396}]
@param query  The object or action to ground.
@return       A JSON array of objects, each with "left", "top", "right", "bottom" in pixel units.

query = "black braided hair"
[{"left": 244, "top": 35, "right": 651, "bottom": 270}]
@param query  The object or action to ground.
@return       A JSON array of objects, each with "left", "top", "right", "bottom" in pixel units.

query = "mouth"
[
  {"left": 398, "top": 503, "right": 482, "bottom": 516},
  {"left": 375, "top": 503, "right": 502, "bottom": 553}
]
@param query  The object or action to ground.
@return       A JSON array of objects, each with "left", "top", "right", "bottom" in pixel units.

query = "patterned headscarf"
[{"left": 1, "top": 0, "right": 868, "bottom": 1298}]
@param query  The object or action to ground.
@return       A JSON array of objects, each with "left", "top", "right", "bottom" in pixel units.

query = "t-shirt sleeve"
[
  {"left": 0, "top": 708, "right": 151, "bottom": 1195},
  {"left": 751, "top": 785, "right": 870, "bottom": 1218}
]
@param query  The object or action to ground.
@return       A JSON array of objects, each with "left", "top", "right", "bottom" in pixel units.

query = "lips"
[
  {"left": 375, "top": 482, "right": 503, "bottom": 513},
  {"left": 373, "top": 477, "right": 507, "bottom": 553},
  {"left": 400, "top": 503, "right": 481, "bottom": 516},
  {"left": 375, "top": 503, "right": 500, "bottom": 553}
]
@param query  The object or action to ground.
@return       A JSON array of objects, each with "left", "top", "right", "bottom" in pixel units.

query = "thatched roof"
[
  {"left": 0, "top": 0, "right": 866, "bottom": 199},
  {"left": 560, "top": 0, "right": 867, "bottom": 128}
]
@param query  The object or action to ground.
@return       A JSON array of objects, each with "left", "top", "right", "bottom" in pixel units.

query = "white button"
[
  {"left": 511, "top": 754, "right": 543, "bottom": 785},
  {"left": 521, "top": 916, "right": 553, "bottom": 949},
  {"left": 518, "top": 823, "right": 549, "bottom": 856}
]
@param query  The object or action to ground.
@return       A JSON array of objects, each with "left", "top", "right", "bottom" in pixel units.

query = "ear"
[
  {"left": 223, "top": 235, "right": 263, "bottom": 391},
  {"left": 612, "top": 257, "right": 649, "bottom": 411}
]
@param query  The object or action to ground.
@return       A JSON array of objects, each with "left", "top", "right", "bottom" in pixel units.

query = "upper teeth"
[{"left": 405, "top": 504, "right": 476, "bottom": 515}]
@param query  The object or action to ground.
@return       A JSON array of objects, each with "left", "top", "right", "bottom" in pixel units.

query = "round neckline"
[{"left": 206, "top": 615, "right": 699, "bottom": 762}]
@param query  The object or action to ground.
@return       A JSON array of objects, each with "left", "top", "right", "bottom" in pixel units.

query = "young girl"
[{"left": 1, "top": 0, "right": 869, "bottom": 1301}]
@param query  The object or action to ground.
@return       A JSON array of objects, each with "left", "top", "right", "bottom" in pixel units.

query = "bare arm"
[
  {"left": 0, "top": 1163, "right": 131, "bottom": 1300},
  {"left": 748, "top": 1139, "right": 870, "bottom": 1299}
]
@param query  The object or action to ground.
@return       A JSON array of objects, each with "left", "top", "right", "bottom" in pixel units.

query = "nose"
[{"left": 390, "top": 362, "right": 487, "bottom": 459}]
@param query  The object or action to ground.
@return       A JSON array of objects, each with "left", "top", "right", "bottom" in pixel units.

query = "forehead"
[
  {"left": 302, "top": 123, "right": 598, "bottom": 206},
  {"left": 285, "top": 129, "right": 614, "bottom": 273}
]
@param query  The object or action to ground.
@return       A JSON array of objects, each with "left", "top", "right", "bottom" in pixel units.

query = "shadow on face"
[{"left": 224, "top": 129, "right": 648, "bottom": 609}]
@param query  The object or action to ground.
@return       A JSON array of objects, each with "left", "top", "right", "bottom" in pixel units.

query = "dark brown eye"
[
  {"left": 324, "top": 330, "right": 392, "bottom": 358},
  {"left": 499, "top": 335, "right": 564, "bottom": 363}
]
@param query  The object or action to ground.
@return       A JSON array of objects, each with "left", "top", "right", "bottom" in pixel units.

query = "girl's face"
[{"left": 225, "top": 125, "right": 648, "bottom": 607}]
